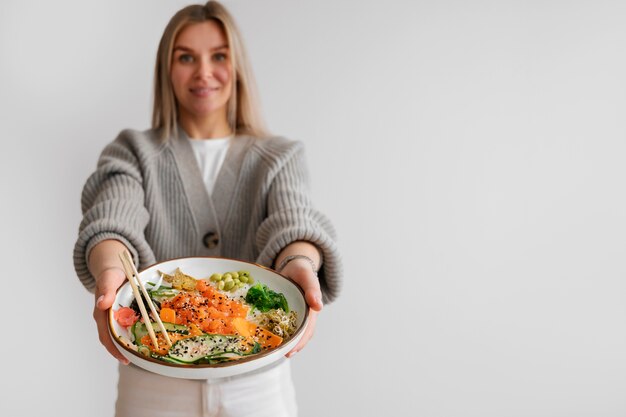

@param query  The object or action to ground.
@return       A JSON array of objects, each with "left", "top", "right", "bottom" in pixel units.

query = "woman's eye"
[
  {"left": 213, "top": 52, "right": 227, "bottom": 62},
  {"left": 178, "top": 54, "right": 194, "bottom": 63}
]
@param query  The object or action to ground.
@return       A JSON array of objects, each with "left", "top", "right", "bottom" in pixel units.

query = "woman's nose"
[{"left": 196, "top": 57, "right": 213, "bottom": 79}]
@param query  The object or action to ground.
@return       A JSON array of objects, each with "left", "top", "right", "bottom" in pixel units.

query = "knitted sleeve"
[
  {"left": 73, "top": 131, "right": 155, "bottom": 292},
  {"left": 255, "top": 141, "right": 342, "bottom": 304}
]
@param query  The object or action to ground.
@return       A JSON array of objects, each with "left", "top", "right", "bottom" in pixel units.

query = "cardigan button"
[{"left": 202, "top": 231, "right": 219, "bottom": 249}]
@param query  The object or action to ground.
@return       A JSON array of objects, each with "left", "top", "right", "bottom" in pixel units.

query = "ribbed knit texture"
[{"left": 74, "top": 128, "right": 342, "bottom": 303}]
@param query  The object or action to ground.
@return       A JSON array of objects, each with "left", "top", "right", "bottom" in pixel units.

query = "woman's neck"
[{"left": 180, "top": 112, "right": 232, "bottom": 139}]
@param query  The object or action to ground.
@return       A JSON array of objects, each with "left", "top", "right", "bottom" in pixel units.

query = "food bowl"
[{"left": 108, "top": 257, "right": 309, "bottom": 379}]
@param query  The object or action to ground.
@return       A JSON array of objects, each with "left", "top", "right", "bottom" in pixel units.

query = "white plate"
[{"left": 108, "top": 257, "right": 309, "bottom": 379}]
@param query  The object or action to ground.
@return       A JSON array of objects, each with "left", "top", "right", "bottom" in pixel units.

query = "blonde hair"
[{"left": 152, "top": 1, "right": 268, "bottom": 139}]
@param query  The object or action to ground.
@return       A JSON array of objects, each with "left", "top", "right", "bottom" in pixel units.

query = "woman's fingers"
[
  {"left": 303, "top": 286, "right": 323, "bottom": 312},
  {"left": 93, "top": 305, "right": 129, "bottom": 364},
  {"left": 280, "top": 260, "right": 323, "bottom": 311},
  {"left": 278, "top": 260, "right": 323, "bottom": 356},
  {"left": 93, "top": 268, "right": 129, "bottom": 364},
  {"left": 297, "top": 269, "right": 323, "bottom": 311},
  {"left": 286, "top": 309, "right": 318, "bottom": 358}
]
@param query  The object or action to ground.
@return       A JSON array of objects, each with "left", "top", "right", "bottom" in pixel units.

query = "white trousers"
[{"left": 115, "top": 358, "right": 298, "bottom": 417}]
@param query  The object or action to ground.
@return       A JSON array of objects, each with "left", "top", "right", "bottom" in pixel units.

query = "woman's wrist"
[{"left": 276, "top": 254, "right": 319, "bottom": 274}]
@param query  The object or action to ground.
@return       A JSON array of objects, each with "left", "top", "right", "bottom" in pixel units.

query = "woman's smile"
[{"left": 189, "top": 86, "right": 220, "bottom": 97}]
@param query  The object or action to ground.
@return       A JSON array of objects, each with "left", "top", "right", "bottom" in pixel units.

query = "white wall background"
[{"left": 1, "top": 0, "right": 625, "bottom": 416}]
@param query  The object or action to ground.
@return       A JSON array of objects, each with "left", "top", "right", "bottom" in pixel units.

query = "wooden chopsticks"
[{"left": 119, "top": 250, "right": 172, "bottom": 348}]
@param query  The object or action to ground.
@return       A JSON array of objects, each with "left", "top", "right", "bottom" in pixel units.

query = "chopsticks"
[{"left": 119, "top": 250, "right": 172, "bottom": 349}]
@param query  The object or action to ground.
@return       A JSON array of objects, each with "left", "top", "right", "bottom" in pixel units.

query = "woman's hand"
[
  {"left": 88, "top": 239, "right": 133, "bottom": 364},
  {"left": 278, "top": 258, "right": 323, "bottom": 357},
  {"left": 93, "top": 267, "right": 129, "bottom": 364}
]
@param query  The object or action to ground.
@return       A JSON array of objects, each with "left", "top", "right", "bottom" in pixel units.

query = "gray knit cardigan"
[{"left": 73, "top": 128, "right": 342, "bottom": 303}]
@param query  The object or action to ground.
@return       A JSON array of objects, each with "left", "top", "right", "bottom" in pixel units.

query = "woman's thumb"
[
  {"left": 305, "top": 288, "right": 323, "bottom": 312},
  {"left": 95, "top": 278, "right": 118, "bottom": 311}
]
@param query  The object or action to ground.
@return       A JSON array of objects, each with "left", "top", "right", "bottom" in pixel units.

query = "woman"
[{"left": 73, "top": 2, "right": 342, "bottom": 416}]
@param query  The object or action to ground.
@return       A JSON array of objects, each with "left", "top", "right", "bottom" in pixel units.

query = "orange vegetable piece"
[
  {"left": 160, "top": 307, "right": 176, "bottom": 323},
  {"left": 232, "top": 317, "right": 255, "bottom": 338},
  {"left": 188, "top": 323, "right": 203, "bottom": 336},
  {"left": 254, "top": 326, "right": 283, "bottom": 349},
  {"left": 231, "top": 317, "right": 283, "bottom": 349}
]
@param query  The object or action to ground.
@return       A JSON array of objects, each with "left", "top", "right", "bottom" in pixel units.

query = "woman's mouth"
[{"left": 190, "top": 87, "right": 218, "bottom": 97}]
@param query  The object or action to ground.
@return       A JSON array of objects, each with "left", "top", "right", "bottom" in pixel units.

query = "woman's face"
[{"left": 170, "top": 21, "right": 233, "bottom": 125}]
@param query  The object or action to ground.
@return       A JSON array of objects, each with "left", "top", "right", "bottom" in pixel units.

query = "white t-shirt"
[{"left": 188, "top": 136, "right": 231, "bottom": 195}]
